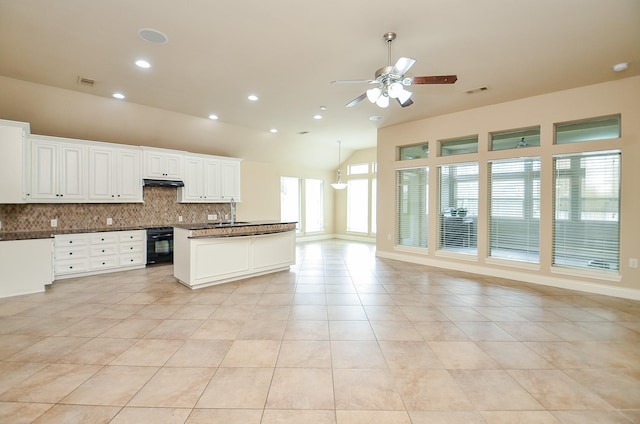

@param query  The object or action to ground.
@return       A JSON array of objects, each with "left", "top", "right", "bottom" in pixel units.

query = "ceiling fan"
[{"left": 332, "top": 32, "right": 457, "bottom": 108}]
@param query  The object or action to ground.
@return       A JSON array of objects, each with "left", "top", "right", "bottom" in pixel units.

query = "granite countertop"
[
  {"left": 0, "top": 221, "right": 297, "bottom": 242},
  {"left": 178, "top": 221, "right": 298, "bottom": 238},
  {"left": 0, "top": 225, "right": 166, "bottom": 242}
]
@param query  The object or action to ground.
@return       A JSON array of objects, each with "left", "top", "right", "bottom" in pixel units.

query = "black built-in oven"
[{"left": 146, "top": 227, "right": 174, "bottom": 265}]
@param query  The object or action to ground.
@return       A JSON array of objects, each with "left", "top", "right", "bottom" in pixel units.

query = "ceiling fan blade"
[
  {"left": 408, "top": 75, "right": 458, "bottom": 85},
  {"left": 346, "top": 92, "right": 367, "bottom": 108},
  {"left": 331, "top": 79, "right": 375, "bottom": 84},
  {"left": 397, "top": 97, "right": 414, "bottom": 108},
  {"left": 390, "top": 57, "right": 416, "bottom": 76}
]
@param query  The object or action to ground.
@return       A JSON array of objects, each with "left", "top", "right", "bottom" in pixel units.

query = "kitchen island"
[{"left": 173, "top": 221, "right": 297, "bottom": 289}]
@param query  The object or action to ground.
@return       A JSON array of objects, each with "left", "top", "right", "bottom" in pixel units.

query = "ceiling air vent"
[
  {"left": 77, "top": 76, "right": 95, "bottom": 87},
  {"left": 297, "top": 131, "right": 309, "bottom": 135},
  {"left": 465, "top": 86, "right": 488, "bottom": 94}
]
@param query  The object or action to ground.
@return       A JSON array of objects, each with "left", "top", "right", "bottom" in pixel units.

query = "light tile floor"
[{"left": 0, "top": 239, "right": 639, "bottom": 423}]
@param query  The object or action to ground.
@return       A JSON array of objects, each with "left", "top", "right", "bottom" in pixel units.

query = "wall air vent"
[{"left": 77, "top": 76, "right": 95, "bottom": 87}]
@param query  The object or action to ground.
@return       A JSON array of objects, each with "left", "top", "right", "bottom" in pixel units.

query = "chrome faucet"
[{"left": 230, "top": 197, "right": 236, "bottom": 224}]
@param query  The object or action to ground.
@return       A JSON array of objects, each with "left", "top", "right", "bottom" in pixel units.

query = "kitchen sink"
[{"left": 214, "top": 221, "right": 251, "bottom": 227}]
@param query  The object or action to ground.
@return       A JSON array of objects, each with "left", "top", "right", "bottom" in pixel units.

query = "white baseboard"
[{"left": 376, "top": 250, "right": 640, "bottom": 300}]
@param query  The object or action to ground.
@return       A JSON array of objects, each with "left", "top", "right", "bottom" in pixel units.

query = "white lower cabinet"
[
  {"left": 54, "top": 230, "right": 146, "bottom": 279},
  {"left": 173, "top": 228, "right": 295, "bottom": 289}
]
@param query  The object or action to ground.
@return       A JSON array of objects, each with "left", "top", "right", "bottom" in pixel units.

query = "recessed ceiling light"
[
  {"left": 208, "top": 114, "right": 218, "bottom": 120},
  {"left": 135, "top": 59, "right": 151, "bottom": 69},
  {"left": 369, "top": 115, "right": 383, "bottom": 121},
  {"left": 613, "top": 62, "right": 628, "bottom": 72},
  {"left": 138, "top": 28, "right": 168, "bottom": 44},
  {"left": 313, "top": 114, "right": 323, "bottom": 120},
  {"left": 319, "top": 106, "right": 327, "bottom": 111},
  {"left": 112, "top": 92, "right": 125, "bottom": 99},
  {"left": 248, "top": 94, "right": 259, "bottom": 101},
  {"left": 270, "top": 128, "right": 278, "bottom": 133}
]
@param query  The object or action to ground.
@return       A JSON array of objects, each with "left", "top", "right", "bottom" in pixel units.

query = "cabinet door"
[
  {"left": 58, "top": 143, "right": 86, "bottom": 200},
  {"left": 164, "top": 153, "right": 183, "bottom": 179},
  {"left": 89, "top": 147, "right": 114, "bottom": 200},
  {"left": 0, "top": 120, "right": 29, "bottom": 203},
  {"left": 182, "top": 157, "right": 204, "bottom": 201},
  {"left": 220, "top": 160, "right": 240, "bottom": 201},
  {"left": 203, "top": 158, "right": 220, "bottom": 201},
  {"left": 143, "top": 150, "right": 183, "bottom": 180},
  {"left": 30, "top": 140, "right": 58, "bottom": 199},
  {"left": 116, "top": 149, "right": 142, "bottom": 201}
]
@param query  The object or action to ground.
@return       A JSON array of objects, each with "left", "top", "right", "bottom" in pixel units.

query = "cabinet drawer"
[
  {"left": 119, "top": 231, "right": 145, "bottom": 242},
  {"left": 120, "top": 253, "right": 145, "bottom": 266},
  {"left": 90, "top": 232, "right": 119, "bottom": 245},
  {"left": 119, "top": 242, "right": 144, "bottom": 254},
  {"left": 55, "top": 258, "right": 90, "bottom": 275},
  {"left": 90, "top": 244, "right": 118, "bottom": 257},
  {"left": 90, "top": 256, "right": 119, "bottom": 270},
  {"left": 55, "top": 234, "right": 89, "bottom": 247},
  {"left": 55, "top": 245, "right": 89, "bottom": 259}
]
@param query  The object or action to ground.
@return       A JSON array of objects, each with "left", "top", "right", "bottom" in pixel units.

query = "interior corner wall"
[{"left": 376, "top": 76, "right": 640, "bottom": 298}]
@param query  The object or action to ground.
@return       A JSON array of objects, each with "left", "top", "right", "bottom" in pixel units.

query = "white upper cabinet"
[
  {"left": 29, "top": 136, "right": 87, "bottom": 202},
  {"left": 220, "top": 158, "right": 241, "bottom": 201},
  {"left": 89, "top": 145, "right": 142, "bottom": 202},
  {"left": 0, "top": 119, "right": 30, "bottom": 204},
  {"left": 179, "top": 154, "right": 241, "bottom": 203},
  {"left": 143, "top": 147, "right": 184, "bottom": 180}
]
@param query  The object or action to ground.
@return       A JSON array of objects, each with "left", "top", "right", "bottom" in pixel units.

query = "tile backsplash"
[{"left": 0, "top": 187, "right": 230, "bottom": 232}]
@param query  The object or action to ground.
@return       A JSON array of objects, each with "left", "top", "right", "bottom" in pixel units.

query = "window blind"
[
  {"left": 438, "top": 163, "right": 478, "bottom": 253},
  {"left": 396, "top": 167, "right": 428, "bottom": 247},
  {"left": 553, "top": 151, "right": 620, "bottom": 271},
  {"left": 347, "top": 179, "right": 369, "bottom": 233},
  {"left": 488, "top": 158, "right": 540, "bottom": 263},
  {"left": 304, "top": 178, "right": 324, "bottom": 232}
]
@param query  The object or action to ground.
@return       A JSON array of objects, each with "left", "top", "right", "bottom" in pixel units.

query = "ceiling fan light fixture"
[
  {"left": 376, "top": 93, "right": 390, "bottom": 108},
  {"left": 397, "top": 88, "right": 412, "bottom": 104},
  {"left": 366, "top": 87, "right": 381, "bottom": 103},
  {"left": 388, "top": 82, "right": 402, "bottom": 98}
]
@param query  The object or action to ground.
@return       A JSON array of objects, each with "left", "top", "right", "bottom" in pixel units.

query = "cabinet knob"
[
  {"left": 130, "top": 247, "right": 133, "bottom": 250},
  {"left": 69, "top": 266, "right": 73, "bottom": 269},
  {"left": 101, "top": 238, "right": 104, "bottom": 241},
  {"left": 117, "top": 194, "right": 121, "bottom": 197},
  {"left": 112, "top": 195, "right": 115, "bottom": 197},
  {"left": 69, "top": 241, "right": 73, "bottom": 244},
  {"left": 102, "top": 262, "right": 105, "bottom": 265},
  {"left": 69, "top": 252, "right": 72, "bottom": 255},
  {"left": 102, "top": 249, "right": 105, "bottom": 253}
]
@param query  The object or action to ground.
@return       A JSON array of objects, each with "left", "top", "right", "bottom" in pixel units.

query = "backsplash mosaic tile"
[{"left": 0, "top": 187, "right": 230, "bottom": 232}]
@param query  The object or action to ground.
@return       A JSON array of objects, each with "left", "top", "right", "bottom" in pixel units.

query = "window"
[
  {"left": 553, "top": 151, "right": 620, "bottom": 271},
  {"left": 488, "top": 158, "right": 540, "bottom": 263},
  {"left": 348, "top": 163, "right": 369, "bottom": 175},
  {"left": 439, "top": 163, "right": 478, "bottom": 253},
  {"left": 371, "top": 178, "right": 377, "bottom": 234},
  {"left": 347, "top": 179, "right": 369, "bottom": 233},
  {"left": 555, "top": 115, "right": 620, "bottom": 144},
  {"left": 396, "top": 167, "right": 428, "bottom": 247},
  {"left": 440, "top": 136, "right": 478, "bottom": 156},
  {"left": 280, "top": 176, "right": 300, "bottom": 231},
  {"left": 305, "top": 178, "right": 324, "bottom": 232},
  {"left": 491, "top": 127, "right": 540, "bottom": 151},
  {"left": 398, "top": 143, "right": 429, "bottom": 160}
]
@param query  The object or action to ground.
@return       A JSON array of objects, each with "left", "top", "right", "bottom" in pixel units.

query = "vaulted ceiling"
[{"left": 0, "top": 0, "right": 638, "bottom": 169}]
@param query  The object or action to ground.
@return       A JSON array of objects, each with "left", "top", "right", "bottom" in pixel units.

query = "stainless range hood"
[{"left": 143, "top": 179, "right": 185, "bottom": 187}]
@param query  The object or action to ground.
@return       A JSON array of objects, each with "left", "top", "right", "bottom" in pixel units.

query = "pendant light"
[{"left": 331, "top": 140, "right": 347, "bottom": 190}]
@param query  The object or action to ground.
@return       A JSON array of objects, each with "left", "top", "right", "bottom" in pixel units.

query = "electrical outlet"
[
  {"left": 50, "top": 219, "right": 58, "bottom": 227},
  {"left": 106, "top": 217, "right": 113, "bottom": 225},
  {"left": 207, "top": 214, "right": 215, "bottom": 220},
  {"left": 178, "top": 216, "right": 183, "bottom": 222},
  {"left": 630, "top": 258, "right": 638, "bottom": 269}
]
